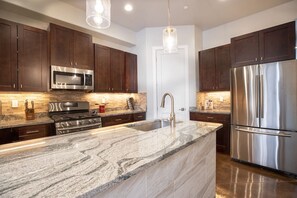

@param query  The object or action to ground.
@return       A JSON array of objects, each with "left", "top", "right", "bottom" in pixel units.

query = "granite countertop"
[
  {"left": 190, "top": 108, "right": 231, "bottom": 115},
  {"left": 98, "top": 109, "right": 146, "bottom": 117},
  {"left": 0, "top": 117, "right": 54, "bottom": 129},
  {"left": 0, "top": 120, "right": 222, "bottom": 198}
]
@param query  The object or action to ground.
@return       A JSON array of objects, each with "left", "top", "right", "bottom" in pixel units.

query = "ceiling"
[{"left": 61, "top": 0, "right": 293, "bottom": 31}]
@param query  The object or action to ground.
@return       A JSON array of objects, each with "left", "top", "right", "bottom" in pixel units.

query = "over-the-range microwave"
[{"left": 51, "top": 66, "right": 94, "bottom": 91}]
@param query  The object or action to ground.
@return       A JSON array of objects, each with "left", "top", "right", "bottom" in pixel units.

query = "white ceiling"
[{"left": 61, "top": 0, "right": 293, "bottom": 31}]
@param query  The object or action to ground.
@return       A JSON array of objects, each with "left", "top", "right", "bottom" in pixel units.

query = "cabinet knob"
[{"left": 111, "top": 88, "right": 114, "bottom": 91}]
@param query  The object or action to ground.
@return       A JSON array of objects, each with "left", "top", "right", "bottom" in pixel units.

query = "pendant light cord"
[{"left": 167, "top": 0, "right": 171, "bottom": 27}]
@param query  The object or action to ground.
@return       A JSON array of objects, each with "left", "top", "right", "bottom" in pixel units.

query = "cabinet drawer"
[
  {"left": 102, "top": 114, "right": 132, "bottom": 127},
  {"left": 14, "top": 124, "right": 50, "bottom": 141},
  {"left": 190, "top": 112, "right": 230, "bottom": 123},
  {"left": 133, "top": 112, "right": 146, "bottom": 121}
]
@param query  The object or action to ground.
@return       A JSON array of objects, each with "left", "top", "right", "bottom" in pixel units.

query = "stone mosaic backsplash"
[
  {"left": 197, "top": 91, "right": 231, "bottom": 110},
  {"left": 0, "top": 91, "right": 147, "bottom": 120}
]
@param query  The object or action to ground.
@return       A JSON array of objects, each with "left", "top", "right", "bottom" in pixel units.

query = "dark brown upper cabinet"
[
  {"left": 50, "top": 23, "right": 93, "bottom": 70},
  {"left": 94, "top": 44, "right": 111, "bottom": 92},
  {"left": 94, "top": 45, "right": 125, "bottom": 92},
  {"left": 125, "top": 52, "right": 138, "bottom": 93},
  {"left": 18, "top": 25, "right": 48, "bottom": 92},
  {"left": 0, "top": 19, "right": 48, "bottom": 92},
  {"left": 0, "top": 18, "right": 17, "bottom": 91},
  {"left": 231, "top": 21, "right": 295, "bottom": 67},
  {"left": 110, "top": 49, "right": 125, "bottom": 92},
  {"left": 199, "top": 44, "right": 231, "bottom": 91}
]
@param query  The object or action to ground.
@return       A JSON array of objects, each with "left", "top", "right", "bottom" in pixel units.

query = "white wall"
[
  {"left": 203, "top": 0, "right": 297, "bottom": 49},
  {"left": 0, "top": 6, "right": 136, "bottom": 53},
  {"left": 1, "top": 0, "right": 137, "bottom": 48},
  {"left": 135, "top": 25, "right": 202, "bottom": 119}
]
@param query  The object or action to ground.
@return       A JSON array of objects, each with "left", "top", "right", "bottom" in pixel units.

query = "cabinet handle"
[
  {"left": 260, "top": 57, "right": 263, "bottom": 61},
  {"left": 255, "top": 57, "right": 258, "bottom": 61},
  {"left": 20, "top": 84, "right": 23, "bottom": 89},
  {"left": 109, "top": 88, "right": 111, "bottom": 91},
  {"left": 111, "top": 88, "right": 114, "bottom": 91},
  {"left": 137, "top": 116, "right": 143, "bottom": 118},
  {"left": 13, "top": 84, "right": 16, "bottom": 88},
  {"left": 115, "top": 119, "right": 122, "bottom": 121},
  {"left": 70, "top": 61, "right": 73, "bottom": 66},
  {"left": 25, "top": 130, "right": 40, "bottom": 134},
  {"left": 75, "top": 62, "right": 77, "bottom": 66},
  {"left": 126, "top": 89, "right": 129, "bottom": 92},
  {"left": 207, "top": 117, "right": 214, "bottom": 119}
]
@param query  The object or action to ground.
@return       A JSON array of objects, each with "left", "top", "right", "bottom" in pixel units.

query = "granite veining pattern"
[
  {"left": 0, "top": 120, "right": 222, "bottom": 197},
  {"left": 0, "top": 117, "right": 54, "bottom": 129}
]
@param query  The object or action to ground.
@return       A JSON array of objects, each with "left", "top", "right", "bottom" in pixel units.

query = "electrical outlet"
[
  {"left": 11, "top": 100, "right": 19, "bottom": 108},
  {"left": 219, "top": 96, "right": 224, "bottom": 102}
]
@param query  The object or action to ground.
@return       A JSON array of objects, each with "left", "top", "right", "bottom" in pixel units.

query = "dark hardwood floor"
[{"left": 216, "top": 153, "right": 297, "bottom": 198}]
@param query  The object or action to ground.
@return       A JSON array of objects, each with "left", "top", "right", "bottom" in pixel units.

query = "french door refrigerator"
[{"left": 231, "top": 59, "right": 297, "bottom": 175}]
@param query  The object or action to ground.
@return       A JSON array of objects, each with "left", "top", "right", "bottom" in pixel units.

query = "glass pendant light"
[
  {"left": 163, "top": 0, "right": 178, "bottom": 53},
  {"left": 86, "top": 0, "right": 111, "bottom": 29}
]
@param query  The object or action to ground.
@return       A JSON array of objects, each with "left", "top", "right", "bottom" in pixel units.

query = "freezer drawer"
[{"left": 231, "top": 125, "right": 297, "bottom": 175}]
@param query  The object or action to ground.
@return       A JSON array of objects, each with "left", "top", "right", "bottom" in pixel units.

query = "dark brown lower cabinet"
[
  {"left": 101, "top": 112, "right": 146, "bottom": 127},
  {"left": 0, "top": 123, "right": 54, "bottom": 145},
  {"left": 190, "top": 112, "right": 230, "bottom": 154}
]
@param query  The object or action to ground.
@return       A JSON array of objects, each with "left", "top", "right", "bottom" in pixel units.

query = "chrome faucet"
[{"left": 160, "top": 93, "right": 176, "bottom": 127}]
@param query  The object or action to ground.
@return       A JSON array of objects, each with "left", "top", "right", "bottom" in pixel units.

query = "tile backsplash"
[
  {"left": 0, "top": 91, "right": 147, "bottom": 120},
  {"left": 197, "top": 91, "right": 230, "bottom": 110}
]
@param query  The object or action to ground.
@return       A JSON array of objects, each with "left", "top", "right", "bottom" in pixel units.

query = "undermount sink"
[{"left": 126, "top": 119, "right": 172, "bottom": 131}]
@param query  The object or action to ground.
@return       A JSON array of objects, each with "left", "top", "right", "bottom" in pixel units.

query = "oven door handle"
[
  {"left": 56, "top": 123, "right": 101, "bottom": 131},
  {"left": 235, "top": 128, "right": 291, "bottom": 138}
]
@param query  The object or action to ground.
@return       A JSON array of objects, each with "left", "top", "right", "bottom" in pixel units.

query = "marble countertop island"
[{"left": 0, "top": 120, "right": 222, "bottom": 197}]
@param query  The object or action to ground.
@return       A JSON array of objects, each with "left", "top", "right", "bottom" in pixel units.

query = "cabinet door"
[
  {"left": 0, "top": 128, "right": 18, "bottom": 145},
  {"left": 199, "top": 48, "right": 216, "bottom": 91},
  {"left": 101, "top": 114, "right": 133, "bottom": 127},
  {"left": 231, "top": 32, "right": 259, "bottom": 67},
  {"left": 190, "top": 112, "right": 231, "bottom": 154},
  {"left": 259, "top": 21, "right": 295, "bottom": 63},
  {"left": 18, "top": 25, "right": 48, "bottom": 92},
  {"left": 215, "top": 44, "right": 231, "bottom": 91},
  {"left": 125, "top": 52, "right": 138, "bottom": 93},
  {"left": 0, "top": 18, "right": 17, "bottom": 91},
  {"left": 73, "top": 31, "right": 93, "bottom": 70},
  {"left": 94, "top": 44, "right": 111, "bottom": 92},
  {"left": 110, "top": 49, "right": 125, "bottom": 92},
  {"left": 50, "top": 24, "right": 73, "bottom": 67}
]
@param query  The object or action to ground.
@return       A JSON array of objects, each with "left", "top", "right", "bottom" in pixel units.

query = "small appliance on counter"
[
  {"left": 127, "top": 97, "right": 135, "bottom": 110},
  {"left": 25, "top": 100, "right": 35, "bottom": 120}
]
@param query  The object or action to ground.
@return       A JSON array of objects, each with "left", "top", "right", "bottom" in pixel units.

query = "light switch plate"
[{"left": 11, "top": 100, "right": 18, "bottom": 108}]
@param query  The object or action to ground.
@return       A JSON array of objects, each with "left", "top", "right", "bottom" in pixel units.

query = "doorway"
[{"left": 153, "top": 46, "right": 189, "bottom": 121}]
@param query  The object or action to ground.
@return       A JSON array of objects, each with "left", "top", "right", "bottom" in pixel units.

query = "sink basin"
[{"left": 126, "top": 119, "right": 171, "bottom": 131}]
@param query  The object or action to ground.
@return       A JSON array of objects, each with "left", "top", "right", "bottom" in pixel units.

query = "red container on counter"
[{"left": 99, "top": 104, "right": 105, "bottom": 113}]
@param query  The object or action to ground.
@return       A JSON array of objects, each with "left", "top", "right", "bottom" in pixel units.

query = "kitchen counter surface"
[
  {"left": 190, "top": 109, "right": 231, "bottom": 114},
  {"left": 0, "top": 117, "right": 54, "bottom": 129},
  {"left": 0, "top": 120, "right": 222, "bottom": 198},
  {"left": 98, "top": 109, "right": 146, "bottom": 117}
]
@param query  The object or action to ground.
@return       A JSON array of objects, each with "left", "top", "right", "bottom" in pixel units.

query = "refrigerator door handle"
[
  {"left": 255, "top": 75, "right": 259, "bottom": 118},
  {"left": 235, "top": 128, "right": 292, "bottom": 138},
  {"left": 260, "top": 75, "right": 264, "bottom": 118}
]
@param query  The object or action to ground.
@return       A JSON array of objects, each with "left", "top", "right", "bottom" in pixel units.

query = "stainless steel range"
[{"left": 49, "top": 101, "right": 102, "bottom": 135}]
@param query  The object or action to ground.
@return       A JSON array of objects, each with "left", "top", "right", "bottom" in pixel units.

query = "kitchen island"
[{"left": 0, "top": 120, "right": 222, "bottom": 198}]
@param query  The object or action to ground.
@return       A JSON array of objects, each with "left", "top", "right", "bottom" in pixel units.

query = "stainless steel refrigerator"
[{"left": 231, "top": 59, "right": 297, "bottom": 175}]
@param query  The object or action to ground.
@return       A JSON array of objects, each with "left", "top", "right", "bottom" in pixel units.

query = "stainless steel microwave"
[{"left": 51, "top": 66, "right": 94, "bottom": 91}]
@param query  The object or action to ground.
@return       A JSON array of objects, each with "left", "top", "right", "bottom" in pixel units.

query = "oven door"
[{"left": 51, "top": 65, "right": 94, "bottom": 90}]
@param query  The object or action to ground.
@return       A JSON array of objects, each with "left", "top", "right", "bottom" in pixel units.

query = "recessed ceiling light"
[{"left": 124, "top": 4, "right": 133, "bottom": 12}]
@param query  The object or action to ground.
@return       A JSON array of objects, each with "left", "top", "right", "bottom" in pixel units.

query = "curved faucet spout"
[{"left": 160, "top": 93, "right": 176, "bottom": 127}]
